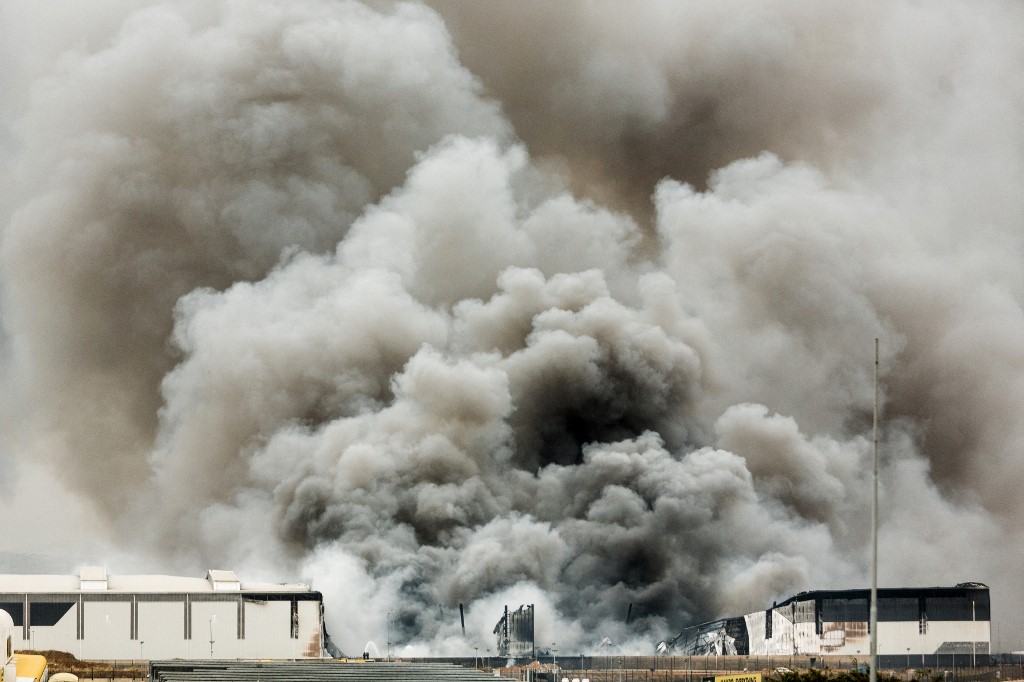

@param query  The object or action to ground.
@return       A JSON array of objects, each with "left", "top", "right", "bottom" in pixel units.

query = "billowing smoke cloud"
[
  {"left": 0, "top": 0, "right": 507, "bottom": 514},
  {"left": 2, "top": 0, "right": 1024, "bottom": 657}
]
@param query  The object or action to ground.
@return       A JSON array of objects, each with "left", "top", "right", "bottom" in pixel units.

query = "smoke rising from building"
[{"left": 1, "top": 0, "right": 1023, "bottom": 656}]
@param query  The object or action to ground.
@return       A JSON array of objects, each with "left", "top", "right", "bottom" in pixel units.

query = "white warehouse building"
[
  {"left": 743, "top": 583, "right": 990, "bottom": 663},
  {"left": 0, "top": 567, "right": 325, "bottom": 660},
  {"left": 663, "top": 583, "right": 990, "bottom": 668}
]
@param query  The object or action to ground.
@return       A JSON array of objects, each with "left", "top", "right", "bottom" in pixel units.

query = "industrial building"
[
  {"left": 0, "top": 567, "right": 325, "bottom": 660},
  {"left": 660, "top": 583, "right": 990, "bottom": 667}
]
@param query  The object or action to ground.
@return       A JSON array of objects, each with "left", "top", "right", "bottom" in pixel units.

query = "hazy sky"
[{"left": 1, "top": 0, "right": 1023, "bottom": 656}]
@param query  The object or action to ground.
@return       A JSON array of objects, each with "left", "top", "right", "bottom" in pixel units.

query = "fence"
[{"left": 417, "top": 656, "right": 1024, "bottom": 682}]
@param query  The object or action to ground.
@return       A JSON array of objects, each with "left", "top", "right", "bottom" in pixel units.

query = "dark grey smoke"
[
  {"left": 427, "top": 2, "right": 885, "bottom": 223},
  {"left": 1, "top": 0, "right": 1023, "bottom": 656}
]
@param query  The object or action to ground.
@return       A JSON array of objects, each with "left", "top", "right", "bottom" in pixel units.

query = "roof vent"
[
  {"left": 79, "top": 566, "right": 108, "bottom": 591},
  {"left": 207, "top": 570, "right": 240, "bottom": 591}
]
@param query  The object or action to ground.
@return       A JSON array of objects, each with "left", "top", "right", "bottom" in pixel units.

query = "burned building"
[
  {"left": 657, "top": 617, "right": 749, "bottom": 656},
  {"left": 659, "top": 583, "right": 990, "bottom": 667},
  {"left": 493, "top": 604, "right": 535, "bottom": 659}
]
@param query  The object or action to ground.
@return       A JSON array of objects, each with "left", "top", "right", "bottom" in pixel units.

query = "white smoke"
[{"left": 2, "top": 0, "right": 1024, "bottom": 657}]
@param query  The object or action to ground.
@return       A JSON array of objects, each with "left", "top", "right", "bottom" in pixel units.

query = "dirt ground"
[{"left": 20, "top": 650, "right": 147, "bottom": 680}]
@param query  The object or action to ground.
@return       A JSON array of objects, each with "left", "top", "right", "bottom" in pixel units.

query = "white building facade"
[
  {"left": 744, "top": 583, "right": 990, "bottom": 664},
  {"left": 663, "top": 583, "right": 991, "bottom": 668},
  {"left": 0, "top": 568, "right": 325, "bottom": 661}
]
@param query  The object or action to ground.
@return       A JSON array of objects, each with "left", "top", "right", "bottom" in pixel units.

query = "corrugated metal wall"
[
  {"left": 0, "top": 591, "right": 323, "bottom": 661},
  {"left": 745, "top": 597, "right": 990, "bottom": 657}
]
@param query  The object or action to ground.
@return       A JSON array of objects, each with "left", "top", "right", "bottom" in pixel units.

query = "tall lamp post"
[
  {"left": 870, "top": 338, "right": 879, "bottom": 682},
  {"left": 552, "top": 643, "right": 557, "bottom": 669},
  {"left": 972, "top": 600, "right": 977, "bottom": 668},
  {"left": 209, "top": 615, "right": 216, "bottom": 659}
]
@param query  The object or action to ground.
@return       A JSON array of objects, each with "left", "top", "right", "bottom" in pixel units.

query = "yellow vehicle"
[
  {"left": 713, "top": 674, "right": 762, "bottom": 682},
  {"left": 8, "top": 653, "right": 48, "bottom": 682},
  {"left": 2, "top": 609, "right": 49, "bottom": 682}
]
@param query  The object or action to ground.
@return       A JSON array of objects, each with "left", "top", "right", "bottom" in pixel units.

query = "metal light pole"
[
  {"left": 552, "top": 643, "right": 557, "bottom": 669},
  {"left": 387, "top": 611, "right": 391, "bottom": 662},
  {"left": 870, "top": 338, "right": 879, "bottom": 682},
  {"left": 972, "top": 600, "right": 977, "bottom": 668},
  {"left": 209, "top": 615, "right": 216, "bottom": 659}
]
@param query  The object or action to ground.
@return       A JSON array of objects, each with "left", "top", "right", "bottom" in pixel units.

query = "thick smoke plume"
[{"left": 2, "top": 0, "right": 1024, "bottom": 656}]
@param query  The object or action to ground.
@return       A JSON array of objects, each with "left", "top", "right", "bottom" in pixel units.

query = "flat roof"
[
  {"left": 774, "top": 583, "right": 990, "bottom": 608},
  {"left": 0, "top": 570, "right": 315, "bottom": 595}
]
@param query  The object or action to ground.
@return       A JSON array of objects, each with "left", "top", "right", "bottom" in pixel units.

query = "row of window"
[
  {"left": 765, "top": 594, "right": 989, "bottom": 639},
  {"left": 819, "top": 596, "right": 988, "bottom": 623}
]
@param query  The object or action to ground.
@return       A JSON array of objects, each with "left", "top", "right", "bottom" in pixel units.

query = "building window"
[
  {"left": 878, "top": 598, "right": 918, "bottom": 621},
  {"left": 925, "top": 597, "right": 978, "bottom": 621},
  {"left": 822, "top": 598, "right": 868, "bottom": 623}
]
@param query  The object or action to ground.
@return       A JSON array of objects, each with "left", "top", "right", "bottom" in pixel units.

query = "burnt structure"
[
  {"left": 658, "top": 617, "right": 748, "bottom": 656},
  {"left": 493, "top": 604, "right": 535, "bottom": 659},
  {"left": 658, "top": 583, "right": 990, "bottom": 668}
]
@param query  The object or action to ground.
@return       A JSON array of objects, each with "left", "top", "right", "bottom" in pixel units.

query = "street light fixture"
[{"left": 552, "top": 643, "right": 557, "bottom": 669}]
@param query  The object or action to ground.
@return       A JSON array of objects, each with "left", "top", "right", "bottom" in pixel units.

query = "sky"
[{"left": 1, "top": 0, "right": 1024, "bottom": 657}]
